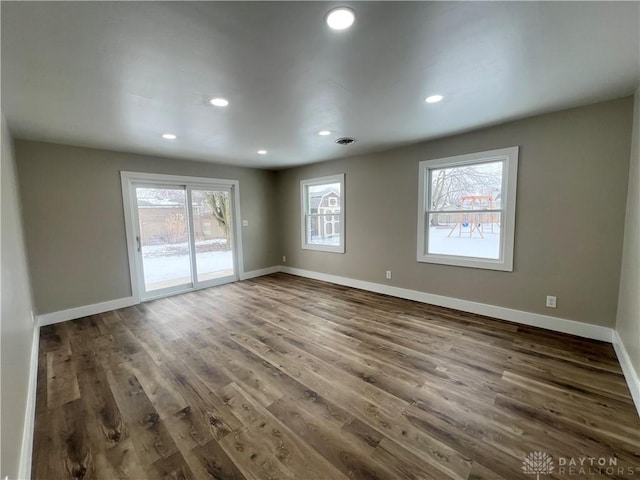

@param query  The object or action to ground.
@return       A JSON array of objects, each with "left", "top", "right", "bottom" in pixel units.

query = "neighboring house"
[{"left": 309, "top": 189, "right": 341, "bottom": 241}]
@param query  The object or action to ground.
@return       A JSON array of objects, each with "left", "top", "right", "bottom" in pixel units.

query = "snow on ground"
[
  {"left": 428, "top": 225, "right": 500, "bottom": 259},
  {"left": 309, "top": 235, "right": 341, "bottom": 246},
  {"left": 143, "top": 238, "right": 226, "bottom": 257},
  {"left": 142, "top": 244, "right": 233, "bottom": 289}
]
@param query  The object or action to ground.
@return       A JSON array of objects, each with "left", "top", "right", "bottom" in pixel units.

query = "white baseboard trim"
[
  {"left": 240, "top": 266, "right": 281, "bottom": 280},
  {"left": 612, "top": 330, "right": 640, "bottom": 417},
  {"left": 32, "top": 268, "right": 615, "bottom": 343},
  {"left": 18, "top": 323, "right": 40, "bottom": 480},
  {"left": 37, "top": 296, "right": 137, "bottom": 327},
  {"left": 279, "top": 266, "right": 613, "bottom": 342}
]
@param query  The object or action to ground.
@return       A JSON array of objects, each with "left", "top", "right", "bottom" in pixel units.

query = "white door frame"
[{"left": 120, "top": 171, "right": 244, "bottom": 302}]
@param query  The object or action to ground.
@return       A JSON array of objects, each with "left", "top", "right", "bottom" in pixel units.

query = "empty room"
[{"left": 1, "top": 2, "right": 639, "bottom": 479}]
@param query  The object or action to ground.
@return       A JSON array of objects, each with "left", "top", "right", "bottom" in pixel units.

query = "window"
[
  {"left": 417, "top": 147, "right": 518, "bottom": 271},
  {"left": 301, "top": 174, "right": 345, "bottom": 253}
]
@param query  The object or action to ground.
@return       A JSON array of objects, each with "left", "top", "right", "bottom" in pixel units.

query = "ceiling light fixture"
[
  {"left": 209, "top": 97, "right": 229, "bottom": 107},
  {"left": 326, "top": 7, "right": 355, "bottom": 30},
  {"left": 425, "top": 94, "right": 444, "bottom": 104},
  {"left": 318, "top": 130, "right": 332, "bottom": 136},
  {"left": 257, "top": 150, "right": 268, "bottom": 155},
  {"left": 162, "top": 133, "right": 177, "bottom": 140}
]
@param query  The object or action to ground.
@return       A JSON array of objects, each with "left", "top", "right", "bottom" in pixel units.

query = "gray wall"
[
  {"left": 277, "top": 97, "right": 634, "bottom": 327},
  {"left": 15, "top": 141, "right": 280, "bottom": 315},
  {"left": 616, "top": 89, "right": 640, "bottom": 375},
  {"left": 1, "top": 115, "right": 36, "bottom": 479}
]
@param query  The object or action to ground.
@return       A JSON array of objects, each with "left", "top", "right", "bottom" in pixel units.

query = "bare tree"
[
  {"left": 207, "top": 192, "right": 232, "bottom": 249},
  {"left": 164, "top": 213, "right": 187, "bottom": 243},
  {"left": 430, "top": 163, "right": 502, "bottom": 226}
]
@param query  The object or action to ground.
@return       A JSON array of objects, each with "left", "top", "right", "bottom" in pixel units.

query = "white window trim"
[
  {"left": 301, "top": 173, "right": 345, "bottom": 253},
  {"left": 417, "top": 146, "right": 519, "bottom": 271}
]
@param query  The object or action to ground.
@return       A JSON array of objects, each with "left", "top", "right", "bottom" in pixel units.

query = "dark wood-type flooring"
[{"left": 32, "top": 273, "right": 640, "bottom": 479}]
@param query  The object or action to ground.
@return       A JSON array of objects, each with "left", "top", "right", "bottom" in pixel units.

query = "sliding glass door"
[
  {"left": 190, "top": 189, "right": 235, "bottom": 283},
  {"left": 135, "top": 186, "right": 193, "bottom": 294},
  {"left": 122, "top": 173, "right": 242, "bottom": 301}
]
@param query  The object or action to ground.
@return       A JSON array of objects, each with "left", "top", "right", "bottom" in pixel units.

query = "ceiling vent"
[{"left": 335, "top": 137, "right": 356, "bottom": 145}]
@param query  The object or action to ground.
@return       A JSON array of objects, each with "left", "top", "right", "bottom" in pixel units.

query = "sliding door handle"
[{"left": 136, "top": 236, "right": 141, "bottom": 252}]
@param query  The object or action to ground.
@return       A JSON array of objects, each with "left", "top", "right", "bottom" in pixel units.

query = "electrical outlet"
[
  {"left": 385, "top": 270, "right": 392, "bottom": 280},
  {"left": 242, "top": 219, "right": 249, "bottom": 227},
  {"left": 546, "top": 295, "right": 557, "bottom": 308},
  {"left": 282, "top": 256, "right": 286, "bottom": 263}
]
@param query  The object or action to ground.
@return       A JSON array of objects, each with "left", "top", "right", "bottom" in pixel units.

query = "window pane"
[
  {"left": 306, "top": 214, "right": 342, "bottom": 246},
  {"left": 307, "top": 182, "right": 341, "bottom": 215},
  {"left": 429, "top": 161, "right": 503, "bottom": 212},
  {"left": 192, "top": 189, "right": 234, "bottom": 282},
  {"left": 305, "top": 182, "right": 342, "bottom": 246},
  {"left": 301, "top": 174, "right": 345, "bottom": 253},
  {"left": 136, "top": 187, "right": 192, "bottom": 291},
  {"left": 427, "top": 212, "right": 502, "bottom": 259}
]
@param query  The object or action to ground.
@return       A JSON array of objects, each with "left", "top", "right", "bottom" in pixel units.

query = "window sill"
[
  {"left": 417, "top": 253, "right": 513, "bottom": 271},
  {"left": 302, "top": 244, "right": 345, "bottom": 254}
]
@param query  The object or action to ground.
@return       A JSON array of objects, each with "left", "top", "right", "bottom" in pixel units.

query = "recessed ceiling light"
[
  {"left": 209, "top": 97, "right": 229, "bottom": 107},
  {"left": 257, "top": 150, "right": 268, "bottom": 155},
  {"left": 326, "top": 7, "right": 355, "bottom": 30},
  {"left": 318, "top": 130, "right": 332, "bottom": 136},
  {"left": 425, "top": 94, "right": 444, "bottom": 104},
  {"left": 162, "top": 133, "right": 177, "bottom": 140}
]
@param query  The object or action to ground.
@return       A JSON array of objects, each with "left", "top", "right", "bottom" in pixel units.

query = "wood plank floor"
[{"left": 32, "top": 273, "right": 640, "bottom": 480}]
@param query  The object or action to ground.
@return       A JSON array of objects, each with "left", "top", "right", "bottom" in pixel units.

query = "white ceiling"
[{"left": 2, "top": 2, "right": 639, "bottom": 169}]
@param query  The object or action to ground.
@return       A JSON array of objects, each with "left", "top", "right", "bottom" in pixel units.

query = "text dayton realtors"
[{"left": 557, "top": 456, "right": 639, "bottom": 476}]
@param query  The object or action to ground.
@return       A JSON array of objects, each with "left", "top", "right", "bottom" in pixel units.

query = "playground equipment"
[{"left": 447, "top": 195, "right": 500, "bottom": 238}]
